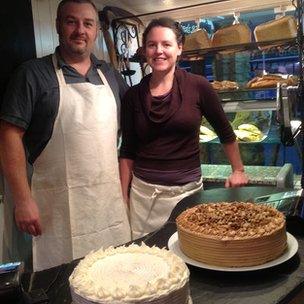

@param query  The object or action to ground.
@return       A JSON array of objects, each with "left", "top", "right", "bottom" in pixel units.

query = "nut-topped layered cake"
[{"left": 176, "top": 202, "right": 287, "bottom": 267}]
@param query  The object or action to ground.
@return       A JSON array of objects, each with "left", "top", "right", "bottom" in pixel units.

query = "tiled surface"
[
  {"left": 202, "top": 164, "right": 303, "bottom": 190},
  {"left": 202, "top": 164, "right": 281, "bottom": 185}
]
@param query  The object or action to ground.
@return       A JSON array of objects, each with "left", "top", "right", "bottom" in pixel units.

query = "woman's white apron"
[{"left": 130, "top": 175, "right": 202, "bottom": 240}]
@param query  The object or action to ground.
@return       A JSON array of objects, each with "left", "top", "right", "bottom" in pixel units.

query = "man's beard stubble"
[{"left": 59, "top": 35, "right": 89, "bottom": 56}]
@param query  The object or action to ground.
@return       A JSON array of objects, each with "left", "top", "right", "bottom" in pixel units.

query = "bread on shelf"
[
  {"left": 211, "top": 80, "right": 239, "bottom": 90},
  {"left": 246, "top": 74, "right": 298, "bottom": 88},
  {"left": 183, "top": 28, "right": 211, "bottom": 51},
  {"left": 254, "top": 16, "right": 297, "bottom": 49},
  {"left": 212, "top": 23, "right": 251, "bottom": 48}
]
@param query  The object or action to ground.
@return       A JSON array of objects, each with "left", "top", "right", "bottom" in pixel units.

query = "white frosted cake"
[{"left": 69, "top": 243, "right": 191, "bottom": 304}]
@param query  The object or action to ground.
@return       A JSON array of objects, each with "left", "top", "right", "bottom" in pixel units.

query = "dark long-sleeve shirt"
[{"left": 120, "top": 67, "right": 236, "bottom": 184}]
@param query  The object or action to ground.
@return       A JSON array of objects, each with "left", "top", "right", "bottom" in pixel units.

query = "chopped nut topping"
[{"left": 176, "top": 202, "right": 285, "bottom": 239}]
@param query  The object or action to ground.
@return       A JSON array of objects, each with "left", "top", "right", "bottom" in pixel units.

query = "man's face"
[{"left": 56, "top": 2, "right": 99, "bottom": 58}]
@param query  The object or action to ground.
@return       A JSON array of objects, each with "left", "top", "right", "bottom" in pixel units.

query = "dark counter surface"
[{"left": 22, "top": 186, "right": 304, "bottom": 304}]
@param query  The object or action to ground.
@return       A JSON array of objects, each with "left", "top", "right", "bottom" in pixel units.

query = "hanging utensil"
[{"left": 98, "top": 6, "right": 143, "bottom": 70}]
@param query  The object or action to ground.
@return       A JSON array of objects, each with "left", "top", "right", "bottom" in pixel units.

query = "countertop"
[
  {"left": 201, "top": 164, "right": 294, "bottom": 188},
  {"left": 21, "top": 186, "right": 304, "bottom": 304}
]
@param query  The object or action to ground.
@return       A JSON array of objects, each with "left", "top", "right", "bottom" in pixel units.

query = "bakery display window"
[{"left": 178, "top": 6, "right": 302, "bottom": 175}]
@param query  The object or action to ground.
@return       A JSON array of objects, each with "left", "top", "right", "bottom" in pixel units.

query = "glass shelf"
[
  {"left": 221, "top": 99, "right": 276, "bottom": 112},
  {"left": 216, "top": 87, "right": 277, "bottom": 94},
  {"left": 181, "top": 37, "right": 297, "bottom": 59}
]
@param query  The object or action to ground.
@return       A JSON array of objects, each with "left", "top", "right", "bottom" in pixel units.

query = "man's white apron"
[{"left": 31, "top": 55, "right": 130, "bottom": 271}]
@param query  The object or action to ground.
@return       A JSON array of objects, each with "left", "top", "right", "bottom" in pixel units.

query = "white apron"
[
  {"left": 130, "top": 175, "right": 203, "bottom": 240},
  {"left": 31, "top": 55, "right": 131, "bottom": 271}
]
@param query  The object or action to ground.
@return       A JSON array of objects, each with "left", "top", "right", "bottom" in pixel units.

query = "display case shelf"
[
  {"left": 250, "top": 55, "right": 299, "bottom": 63},
  {"left": 221, "top": 99, "right": 276, "bottom": 112},
  {"left": 182, "top": 38, "right": 297, "bottom": 59}
]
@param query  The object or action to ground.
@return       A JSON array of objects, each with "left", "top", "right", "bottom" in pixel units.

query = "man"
[{"left": 0, "top": 0, "right": 131, "bottom": 271}]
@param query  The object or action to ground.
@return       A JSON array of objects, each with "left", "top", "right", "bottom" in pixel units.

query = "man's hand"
[
  {"left": 225, "top": 170, "right": 249, "bottom": 188},
  {"left": 14, "top": 199, "right": 42, "bottom": 236}
]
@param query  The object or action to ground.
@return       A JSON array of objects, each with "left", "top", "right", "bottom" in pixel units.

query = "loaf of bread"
[
  {"left": 183, "top": 29, "right": 211, "bottom": 51},
  {"left": 212, "top": 80, "right": 239, "bottom": 90},
  {"left": 212, "top": 23, "right": 251, "bottom": 48},
  {"left": 247, "top": 75, "right": 282, "bottom": 88},
  {"left": 254, "top": 16, "right": 297, "bottom": 49},
  {"left": 247, "top": 74, "right": 298, "bottom": 88}
]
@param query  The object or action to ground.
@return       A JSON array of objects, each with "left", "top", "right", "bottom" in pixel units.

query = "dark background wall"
[{"left": 0, "top": 0, "right": 36, "bottom": 102}]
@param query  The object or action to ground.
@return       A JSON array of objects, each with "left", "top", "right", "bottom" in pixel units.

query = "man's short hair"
[{"left": 57, "top": 0, "right": 99, "bottom": 21}]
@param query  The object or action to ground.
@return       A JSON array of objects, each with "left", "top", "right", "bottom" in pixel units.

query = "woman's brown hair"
[{"left": 142, "top": 17, "right": 185, "bottom": 46}]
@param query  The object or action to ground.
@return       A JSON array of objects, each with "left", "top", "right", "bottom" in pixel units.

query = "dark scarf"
[{"left": 138, "top": 67, "right": 186, "bottom": 124}]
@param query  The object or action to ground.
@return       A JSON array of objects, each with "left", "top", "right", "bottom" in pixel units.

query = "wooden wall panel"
[{"left": 32, "top": 0, "right": 60, "bottom": 57}]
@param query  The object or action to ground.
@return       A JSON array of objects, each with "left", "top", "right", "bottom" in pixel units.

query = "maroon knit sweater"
[{"left": 120, "top": 68, "right": 236, "bottom": 176}]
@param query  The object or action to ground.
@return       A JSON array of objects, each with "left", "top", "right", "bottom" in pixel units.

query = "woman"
[{"left": 119, "top": 17, "right": 248, "bottom": 240}]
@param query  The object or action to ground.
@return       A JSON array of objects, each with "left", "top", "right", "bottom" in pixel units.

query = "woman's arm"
[
  {"left": 222, "top": 140, "right": 249, "bottom": 187},
  {"left": 197, "top": 77, "right": 248, "bottom": 187},
  {"left": 119, "top": 88, "right": 137, "bottom": 206},
  {"left": 119, "top": 158, "right": 134, "bottom": 207}
]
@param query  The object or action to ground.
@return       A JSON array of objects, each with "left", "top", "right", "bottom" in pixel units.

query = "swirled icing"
[{"left": 69, "top": 243, "right": 190, "bottom": 303}]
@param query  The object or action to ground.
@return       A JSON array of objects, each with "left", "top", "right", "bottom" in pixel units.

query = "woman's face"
[{"left": 144, "top": 26, "right": 182, "bottom": 74}]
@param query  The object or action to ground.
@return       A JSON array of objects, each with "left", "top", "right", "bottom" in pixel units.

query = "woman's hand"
[{"left": 225, "top": 170, "right": 249, "bottom": 188}]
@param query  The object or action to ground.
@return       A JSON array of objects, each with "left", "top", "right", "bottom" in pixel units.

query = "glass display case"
[
  {"left": 192, "top": 51, "right": 301, "bottom": 169},
  {"left": 177, "top": 2, "right": 303, "bottom": 177}
]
